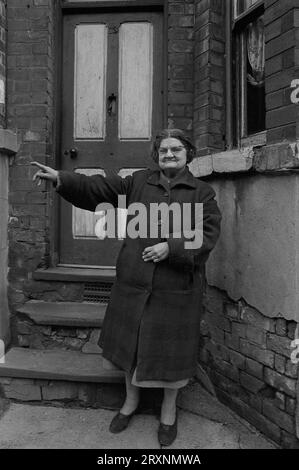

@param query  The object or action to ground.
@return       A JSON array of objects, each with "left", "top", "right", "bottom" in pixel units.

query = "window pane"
[{"left": 246, "top": 15, "right": 265, "bottom": 134}]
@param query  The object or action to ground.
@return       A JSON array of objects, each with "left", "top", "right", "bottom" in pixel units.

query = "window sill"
[
  {"left": 0, "top": 128, "right": 19, "bottom": 156},
  {"left": 190, "top": 139, "right": 299, "bottom": 177},
  {"left": 190, "top": 147, "right": 254, "bottom": 177}
]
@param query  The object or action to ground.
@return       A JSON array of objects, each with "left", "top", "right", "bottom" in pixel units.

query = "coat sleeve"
[
  {"left": 55, "top": 170, "right": 133, "bottom": 211},
  {"left": 166, "top": 184, "right": 221, "bottom": 269}
]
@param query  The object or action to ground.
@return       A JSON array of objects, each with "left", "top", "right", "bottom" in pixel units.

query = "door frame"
[{"left": 49, "top": 0, "right": 168, "bottom": 268}]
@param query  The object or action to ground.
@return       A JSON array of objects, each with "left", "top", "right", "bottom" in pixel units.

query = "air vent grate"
[{"left": 83, "top": 281, "right": 113, "bottom": 304}]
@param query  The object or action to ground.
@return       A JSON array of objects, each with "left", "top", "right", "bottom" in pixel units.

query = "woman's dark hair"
[{"left": 151, "top": 129, "right": 197, "bottom": 164}]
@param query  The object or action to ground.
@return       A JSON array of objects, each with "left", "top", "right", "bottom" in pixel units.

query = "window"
[{"left": 231, "top": 0, "right": 265, "bottom": 145}]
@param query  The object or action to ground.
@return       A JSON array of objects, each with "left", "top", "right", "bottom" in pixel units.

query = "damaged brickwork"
[{"left": 200, "top": 285, "right": 299, "bottom": 449}]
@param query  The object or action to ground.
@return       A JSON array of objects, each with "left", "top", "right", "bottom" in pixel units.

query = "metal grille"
[{"left": 83, "top": 281, "right": 113, "bottom": 304}]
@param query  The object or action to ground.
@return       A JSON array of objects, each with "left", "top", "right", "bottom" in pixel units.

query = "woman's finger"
[
  {"left": 142, "top": 246, "right": 153, "bottom": 255},
  {"left": 31, "top": 161, "right": 48, "bottom": 171},
  {"left": 33, "top": 170, "right": 42, "bottom": 181},
  {"left": 142, "top": 252, "right": 154, "bottom": 261}
]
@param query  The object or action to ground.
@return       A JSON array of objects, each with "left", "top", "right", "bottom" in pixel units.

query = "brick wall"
[
  {"left": 193, "top": 0, "right": 226, "bottom": 156},
  {"left": 0, "top": 0, "right": 6, "bottom": 125},
  {"left": 168, "top": 0, "right": 195, "bottom": 134},
  {"left": 200, "top": 285, "right": 299, "bottom": 448},
  {"left": 295, "top": 7, "right": 299, "bottom": 138},
  {"left": 7, "top": 0, "right": 55, "bottom": 312},
  {"left": 265, "top": 0, "right": 298, "bottom": 143}
]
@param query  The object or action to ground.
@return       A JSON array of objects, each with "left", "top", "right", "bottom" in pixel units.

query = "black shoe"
[
  {"left": 109, "top": 409, "right": 137, "bottom": 434},
  {"left": 158, "top": 413, "right": 178, "bottom": 446}
]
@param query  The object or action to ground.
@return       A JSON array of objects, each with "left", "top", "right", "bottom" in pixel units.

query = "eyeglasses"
[{"left": 158, "top": 146, "right": 185, "bottom": 155}]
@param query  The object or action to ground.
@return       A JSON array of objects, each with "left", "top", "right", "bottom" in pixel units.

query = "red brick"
[
  {"left": 229, "top": 350, "right": 246, "bottom": 370},
  {"left": 274, "top": 354, "right": 286, "bottom": 374},
  {"left": 169, "top": 40, "right": 193, "bottom": 53},
  {"left": 265, "top": 30, "right": 295, "bottom": 60},
  {"left": 265, "top": 0, "right": 295, "bottom": 25},
  {"left": 168, "top": 92, "right": 193, "bottom": 104},
  {"left": 285, "top": 397, "right": 296, "bottom": 415},
  {"left": 265, "top": 17, "right": 282, "bottom": 42},
  {"left": 265, "top": 54, "right": 283, "bottom": 77},
  {"left": 263, "top": 399, "right": 296, "bottom": 434},
  {"left": 264, "top": 368, "right": 296, "bottom": 397},
  {"left": 266, "top": 334, "right": 293, "bottom": 358},
  {"left": 216, "top": 390, "right": 281, "bottom": 444},
  {"left": 281, "top": 431, "right": 299, "bottom": 449},
  {"left": 240, "top": 372, "right": 264, "bottom": 393},
  {"left": 267, "top": 123, "right": 297, "bottom": 143},
  {"left": 245, "top": 358, "right": 264, "bottom": 380},
  {"left": 240, "top": 339, "right": 275, "bottom": 367}
]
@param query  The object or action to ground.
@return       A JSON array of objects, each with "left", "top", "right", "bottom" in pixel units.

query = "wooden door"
[{"left": 59, "top": 10, "right": 164, "bottom": 267}]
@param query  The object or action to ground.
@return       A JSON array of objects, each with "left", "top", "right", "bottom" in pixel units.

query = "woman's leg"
[
  {"left": 160, "top": 388, "right": 178, "bottom": 425},
  {"left": 120, "top": 372, "right": 140, "bottom": 415}
]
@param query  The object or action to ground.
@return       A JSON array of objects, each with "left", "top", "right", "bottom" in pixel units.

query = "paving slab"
[
  {"left": 0, "top": 383, "right": 278, "bottom": 449},
  {"left": 165, "top": 409, "right": 276, "bottom": 449},
  {"left": 0, "top": 404, "right": 159, "bottom": 449}
]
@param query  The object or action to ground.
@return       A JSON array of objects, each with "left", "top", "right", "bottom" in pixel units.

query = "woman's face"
[{"left": 158, "top": 137, "right": 187, "bottom": 173}]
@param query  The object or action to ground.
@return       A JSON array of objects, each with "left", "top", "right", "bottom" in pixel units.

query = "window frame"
[{"left": 230, "top": 0, "right": 266, "bottom": 148}]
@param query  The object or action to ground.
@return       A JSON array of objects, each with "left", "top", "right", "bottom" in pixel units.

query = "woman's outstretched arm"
[{"left": 31, "top": 162, "right": 133, "bottom": 211}]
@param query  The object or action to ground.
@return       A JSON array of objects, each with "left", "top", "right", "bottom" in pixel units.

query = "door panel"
[
  {"left": 119, "top": 22, "right": 153, "bottom": 140},
  {"left": 59, "top": 10, "right": 164, "bottom": 267},
  {"left": 74, "top": 24, "right": 107, "bottom": 140},
  {"left": 72, "top": 169, "right": 106, "bottom": 239}
]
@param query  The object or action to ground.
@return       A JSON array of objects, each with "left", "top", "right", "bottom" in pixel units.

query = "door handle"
[
  {"left": 107, "top": 93, "right": 117, "bottom": 116},
  {"left": 64, "top": 148, "right": 78, "bottom": 159}
]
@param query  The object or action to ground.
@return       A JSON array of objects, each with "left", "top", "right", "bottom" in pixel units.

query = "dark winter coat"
[{"left": 57, "top": 167, "right": 221, "bottom": 381}]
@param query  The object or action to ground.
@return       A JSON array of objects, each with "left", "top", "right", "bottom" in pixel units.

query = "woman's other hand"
[
  {"left": 142, "top": 242, "right": 169, "bottom": 263},
  {"left": 31, "top": 161, "right": 58, "bottom": 186}
]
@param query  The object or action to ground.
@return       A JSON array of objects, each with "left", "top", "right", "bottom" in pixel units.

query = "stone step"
[
  {"left": 16, "top": 301, "right": 107, "bottom": 328},
  {"left": 33, "top": 266, "right": 116, "bottom": 282},
  {"left": 0, "top": 348, "right": 162, "bottom": 412},
  {"left": 0, "top": 348, "right": 124, "bottom": 383}
]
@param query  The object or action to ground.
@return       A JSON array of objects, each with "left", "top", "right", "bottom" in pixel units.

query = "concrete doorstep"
[{"left": 0, "top": 383, "right": 278, "bottom": 449}]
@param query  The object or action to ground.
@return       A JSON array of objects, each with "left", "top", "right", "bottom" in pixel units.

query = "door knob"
[{"left": 64, "top": 148, "right": 78, "bottom": 159}]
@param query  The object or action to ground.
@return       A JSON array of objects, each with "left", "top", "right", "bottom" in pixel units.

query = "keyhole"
[{"left": 108, "top": 93, "right": 117, "bottom": 116}]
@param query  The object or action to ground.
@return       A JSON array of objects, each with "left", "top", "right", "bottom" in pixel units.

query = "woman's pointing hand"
[{"left": 31, "top": 161, "right": 58, "bottom": 186}]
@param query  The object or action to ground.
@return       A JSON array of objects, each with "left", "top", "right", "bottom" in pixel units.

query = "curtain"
[{"left": 247, "top": 16, "right": 265, "bottom": 87}]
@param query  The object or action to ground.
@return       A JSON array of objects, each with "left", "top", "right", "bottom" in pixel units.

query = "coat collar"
[{"left": 146, "top": 166, "right": 197, "bottom": 189}]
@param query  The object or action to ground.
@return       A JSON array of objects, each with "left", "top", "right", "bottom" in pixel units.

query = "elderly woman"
[{"left": 32, "top": 129, "right": 221, "bottom": 446}]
